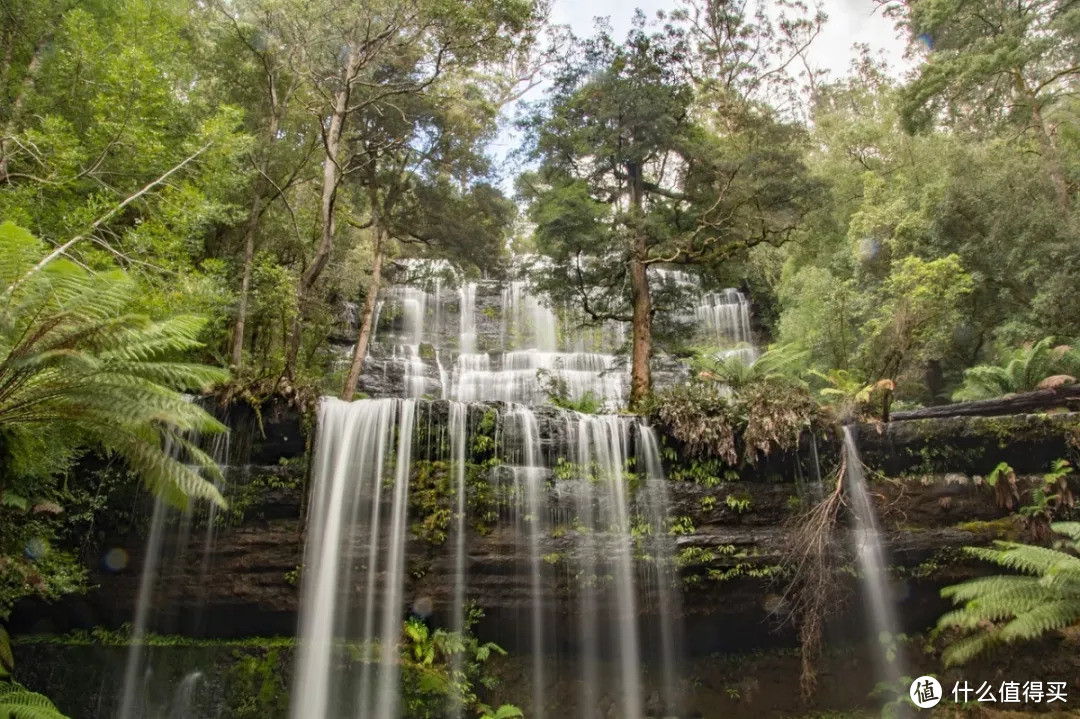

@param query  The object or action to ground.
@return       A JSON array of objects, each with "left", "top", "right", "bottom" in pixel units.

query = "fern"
[
  {"left": 953, "top": 337, "right": 1080, "bottom": 401},
  {"left": 0, "top": 222, "right": 227, "bottom": 509},
  {"left": 0, "top": 681, "right": 69, "bottom": 719},
  {"left": 938, "top": 522, "right": 1080, "bottom": 666},
  {"left": 693, "top": 343, "right": 808, "bottom": 389}
]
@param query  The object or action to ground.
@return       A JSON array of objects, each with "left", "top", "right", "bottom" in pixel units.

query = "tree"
[
  {"left": 524, "top": 18, "right": 820, "bottom": 408},
  {"left": 276, "top": 0, "right": 539, "bottom": 376},
  {"left": 339, "top": 72, "right": 516, "bottom": 400},
  {"left": 858, "top": 254, "right": 973, "bottom": 383},
  {"left": 213, "top": 0, "right": 315, "bottom": 372},
  {"left": 894, "top": 0, "right": 1080, "bottom": 209}
]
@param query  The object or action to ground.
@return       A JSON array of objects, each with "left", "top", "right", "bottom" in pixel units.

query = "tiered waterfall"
[{"left": 290, "top": 266, "right": 757, "bottom": 718}]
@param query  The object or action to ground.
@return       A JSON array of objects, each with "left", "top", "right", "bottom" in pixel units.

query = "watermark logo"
[{"left": 910, "top": 676, "right": 943, "bottom": 709}]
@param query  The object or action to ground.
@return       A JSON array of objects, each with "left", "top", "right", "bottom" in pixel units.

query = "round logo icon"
[{"left": 909, "top": 675, "right": 943, "bottom": 709}]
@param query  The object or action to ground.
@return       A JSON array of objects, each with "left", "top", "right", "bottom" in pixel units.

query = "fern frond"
[
  {"left": 939, "top": 524, "right": 1080, "bottom": 665},
  {"left": 0, "top": 681, "right": 69, "bottom": 719},
  {"left": 0, "top": 224, "right": 230, "bottom": 510}
]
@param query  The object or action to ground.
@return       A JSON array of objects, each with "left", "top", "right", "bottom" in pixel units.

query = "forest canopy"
[{"left": 0, "top": 0, "right": 1076, "bottom": 410}]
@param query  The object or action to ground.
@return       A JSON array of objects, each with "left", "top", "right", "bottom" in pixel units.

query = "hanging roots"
[{"left": 776, "top": 455, "right": 850, "bottom": 703}]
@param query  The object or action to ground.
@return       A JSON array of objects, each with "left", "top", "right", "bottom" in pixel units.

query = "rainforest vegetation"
[{"left": 2, "top": 0, "right": 1080, "bottom": 716}]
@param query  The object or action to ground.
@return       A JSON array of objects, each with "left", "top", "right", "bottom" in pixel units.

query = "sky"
[{"left": 549, "top": 0, "right": 911, "bottom": 79}]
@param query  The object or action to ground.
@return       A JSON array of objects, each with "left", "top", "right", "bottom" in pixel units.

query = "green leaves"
[
  {"left": 938, "top": 523, "right": 1080, "bottom": 666},
  {"left": 0, "top": 681, "right": 69, "bottom": 719},
  {"left": 0, "top": 223, "right": 228, "bottom": 510},
  {"left": 953, "top": 337, "right": 1080, "bottom": 401}
]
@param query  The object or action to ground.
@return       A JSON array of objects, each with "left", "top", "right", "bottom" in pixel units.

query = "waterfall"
[
  {"left": 842, "top": 427, "right": 903, "bottom": 686},
  {"left": 639, "top": 425, "right": 683, "bottom": 714},
  {"left": 294, "top": 396, "right": 683, "bottom": 718},
  {"left": 289, "top": 398, "right": 415, "bottom": 719},
  {"left": 459, "top": 281, "right": 477, "bottom": 354},
  {"left": 306, "top": 258, "right": 709, "bottom": 717},
  {"left": 574, "top": 414, "right": 642, "bottom": 719},
  {"left": 449, "top": 403, "right": 469, "bottom": 719},
  {"left": 650, "top": 267, "right": 757, "bottom": 362},
  {"left": 118, "top": 427, "right": 229, "bottom": 719},
  {"left": 118, "top": 495, "right": 168, "bottom": 719}
]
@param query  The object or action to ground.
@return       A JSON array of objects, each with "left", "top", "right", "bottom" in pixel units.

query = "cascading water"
[
  {"left": 297, "top": 259, "right": 772, "bottom": 717},
  {"left": 650, "top": 267, "right": 757, "bottom": 362},
  {"left": 289, "top": 398, "right": 414, "bottom": 719},
  {"left": 293, "top": 397, "right": 684, "bottom": 718},
  {"left": 360, "top": 260, "right": 753, "bottom": 406},
  {"left": 639, "top": 426, "right": 684, "bottom": 713},
  {"left": 842, "top": 427, "right": 903, "bottom": 687},
  {"left": 117, "top": 428, "right": 231, "bottom": 719}
]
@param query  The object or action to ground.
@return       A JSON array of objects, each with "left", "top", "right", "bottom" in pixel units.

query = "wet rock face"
[{"left": 18, "top": 406, "right": 1075, "bottom": 653}]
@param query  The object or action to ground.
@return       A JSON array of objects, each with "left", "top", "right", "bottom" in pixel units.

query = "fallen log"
[{"left": 891, "top": 384, "right": 1080, "bottom": 421}]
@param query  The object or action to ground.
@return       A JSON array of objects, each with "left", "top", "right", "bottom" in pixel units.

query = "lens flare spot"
[
  {"left": 24, "top": 537, "right": 49, "bottom": 560},
  {"left": 103, "top": 547, "right": 129, "bottom": 572},
  {"left": 412, "top": 596, "right": 434, "bottom": 618}
]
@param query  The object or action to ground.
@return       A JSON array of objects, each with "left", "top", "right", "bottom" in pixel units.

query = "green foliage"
[
  {"left": 1019, "top": 459, "right": 1077, "bottom": 539},
  {"left": 937, "top": 522, "right": 1080, "bottom": 666},
  {"left": 225, "top": 648, "right": 289, "bottom": 719},
  {"left": 410, "top": 460, "right": 453, "bottom": 545},
  {"left": 668, "top": 516, "right": 695, "bottom": 536},
  {"left": 0, "top": 223, "right": 228, "bottom": 510},
  {"left": 0, "top": 681, "right": 68, "bottom": 719},
  {"left": 858, "top": 254, "right": 973, "bottom": 382},
  {"left": 538, "top": 370, "right": 604, "bottom": 414},
  {"left": 691, "top": 344, "right": 809, "bottom": 390},
  {"left": 725, "top": 494, "right": 752, "bottom": 514},
  {"left": 954, "top": 338, "right": 1080, "bottom": 401},
  {"left": 397, "top": 610, "right": 508, "bottom": 719},
  {"left": 477, "top": 705, "right": 524, "bottom": 719}
]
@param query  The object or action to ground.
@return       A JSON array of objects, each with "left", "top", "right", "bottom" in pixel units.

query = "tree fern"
[
  {"left": 953, "top": 337, "right": 1080, "bottom": 401},
  {"left": 0, "top": 681, "right": 69, "bottom": 719},
  {"left": 0, "top": 221, "right": 227, "bottom": 509},
  {"left": 938, "top": 522, "right": 1080, "bottom": 666},
  {"left": 692, "top": 343, "right": 809, "bottom": 389}
]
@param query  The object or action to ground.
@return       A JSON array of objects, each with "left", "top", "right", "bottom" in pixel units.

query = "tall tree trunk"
[
  {"left": 0, "top": 34, "right": 49, "bottom": 184},
  {"left": 1016, "top": 72, "right": 1070, "bottom": 212},
  {"left": 341, "top": 223, "right": 385, "bottom": 401},
  {"left": 0, "top": 26, "right": 15, "bottom": 94},
  {"left": 627, "top": 162, "right": 653, "bottom": 410},
  {"left": 230, "top": 174, "right": 268, "bottom": 370},
  {"left": 230, "top": 104, "right": 280, "bottom": 371},
  {"left": 284, "top": 50, "right": 358, "bottom": 376}
]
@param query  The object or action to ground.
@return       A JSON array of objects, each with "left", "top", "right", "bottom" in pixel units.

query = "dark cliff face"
[{"left": 14, "top": 406, "right": 1077, "bottom": 655}]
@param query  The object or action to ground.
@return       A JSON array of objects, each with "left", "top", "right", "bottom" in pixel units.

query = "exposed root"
[{"left": 776, "top": 456, "right": 850, "bottom": 703}]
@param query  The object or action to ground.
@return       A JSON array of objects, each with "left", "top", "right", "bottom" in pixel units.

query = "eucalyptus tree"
[
  {"left": 523, "top": 18, "right": 820, "bottom": 408},
  {"left": 893, "top": 0, "right": 1080, "bottom": 210},
  {"left": 273, "top": 0, "right": 540, "bottom": 376},
  {"left": 339, "top": 82, "right": 516, "bottom": 400},
  {"left": 212, "top": 0, "right": 318, "bottom": 372}
]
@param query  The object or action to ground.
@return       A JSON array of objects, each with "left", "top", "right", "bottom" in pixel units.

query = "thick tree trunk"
[
  {"left": 341, "top": 227, "right": 385, "bottom": 401},
  {"left": 230, "top": 105, "right": 280, "bottom": 371},
  {"left": 0, "top": 35, "right": 49, "bottom": 184},
  {"left": 627, "top": 162, "right": 653, "bottom": 410},
  {"left": 890, "top": 384, "right": 1080, "bottom": 421},
  {"left": 284, "top": 50, "right": 358, "bottom": 376}
]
